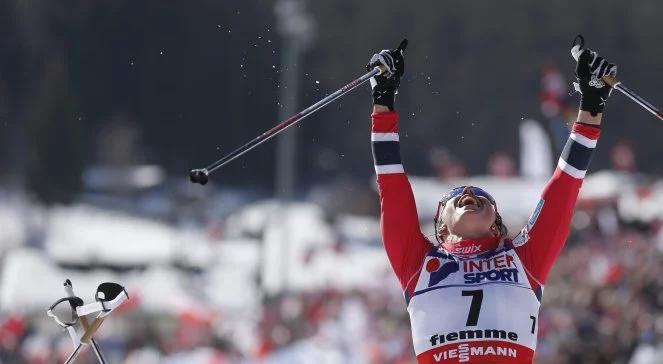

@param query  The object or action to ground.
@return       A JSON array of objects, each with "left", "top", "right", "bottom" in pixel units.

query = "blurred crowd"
[
  {"left": 251, "top": 213, "right": 663, "bottom": 364},
  {"left": 536, "top": 223, "right": 663, "bottom": 364},
  {"left": 2, "top": 197, "right": 663, "bottom": 363}
]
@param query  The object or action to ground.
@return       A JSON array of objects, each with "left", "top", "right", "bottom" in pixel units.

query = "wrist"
[
  {"left": 372, "top": 88, "right": 396, "bottom": 111},
  {"left": 576, "top": 110, "right": 602, "bottom": 125},
  {"left": 579, "top": 92, "right": 605, "bottom": 116},
  {"left": 373, "top": 104, "right": 391, "bottom": 113}
]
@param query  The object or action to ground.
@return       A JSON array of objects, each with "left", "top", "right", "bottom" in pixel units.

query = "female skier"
[{"left": 367, "top": 41, "right": 615, "bottom": 363}]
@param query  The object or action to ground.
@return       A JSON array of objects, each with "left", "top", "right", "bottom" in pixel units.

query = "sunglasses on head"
[{"left": 440, "top": 186, "right": 496, "bottom": 207}]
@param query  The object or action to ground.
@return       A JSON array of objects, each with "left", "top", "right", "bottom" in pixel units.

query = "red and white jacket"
[{"left": 372, "top": 111, "right": 600, "bottom": 363}]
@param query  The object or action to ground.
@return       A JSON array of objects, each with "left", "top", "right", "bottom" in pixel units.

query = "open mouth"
[{"left": 457, "top": 194, "right": 482, "bottom": 210}]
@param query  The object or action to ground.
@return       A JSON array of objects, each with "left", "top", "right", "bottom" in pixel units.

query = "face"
[{"left": 436, "top": 186, "right": 498, "bottom": 241}]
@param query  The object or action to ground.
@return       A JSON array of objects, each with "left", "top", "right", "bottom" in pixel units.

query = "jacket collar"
[{"left": 441, "top": 236, "right": 502, "bottom": 258}]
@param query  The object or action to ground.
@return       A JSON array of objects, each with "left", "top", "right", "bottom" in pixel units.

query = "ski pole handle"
[
  {"left": 602, "top": 74, "right": 619, "bottom": 87},
  {"left": 374, "top": 38, "right": 408, "bottom": 76},
  {"left": 396, "top": 38, "right": 408, "bottom": 53},
  {"left": 571, "top": 34, "right": 662, "bottom": 120},
  {"left": 572, "top": 34, "right": 619, "bottom": 88}
]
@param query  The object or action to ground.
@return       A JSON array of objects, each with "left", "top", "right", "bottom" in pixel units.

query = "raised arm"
[
  {"left": 514, "top": 115, "right": 600, "bottom": 284},
  {"left": 368, "top": 46, "right": 430, "bottom": 290},
  {"left": 372, "top": 109, "right": 430, "bottom": 289},
  {"left": 515, "top": 45, "right": 617, "bottom": 286}
]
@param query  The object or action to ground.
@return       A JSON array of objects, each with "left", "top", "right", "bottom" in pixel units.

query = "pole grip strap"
[{"left": 76, "top": 291, "right": 128, "bottom": 317}]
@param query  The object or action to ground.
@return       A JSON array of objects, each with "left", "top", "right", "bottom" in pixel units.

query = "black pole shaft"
[
  {"left": 64, "top": 343, "right": 83, "bottom": 364},
  {"left": 198, "top": 67, "right": 381, "bottom": 175}
]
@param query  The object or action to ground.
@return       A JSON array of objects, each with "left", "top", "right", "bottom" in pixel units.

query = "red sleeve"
[
  {"left": 372, "top": 111, "right": 431, "bottom": 290},
  {"left": 515, "top": 123, "right": 601, "bottom": 285}
]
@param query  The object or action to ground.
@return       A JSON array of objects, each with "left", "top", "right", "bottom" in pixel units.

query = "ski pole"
[
  {"left": 189, "top": 39, "right": 409, "bottom": 185},
  {"left": 601, "top": 77, "right": 663, "bottom": 121},
  {"left": 572, "top": 35, "right": 662, "bottom": 121},
  {"left": 64, "top": 279, "right": 106, "bottom": 364},
  {"left": 63, "top": 315, "right": 106, "bottom": 364}
]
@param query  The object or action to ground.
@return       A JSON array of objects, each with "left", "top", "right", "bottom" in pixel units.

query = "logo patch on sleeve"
[
  {"left": 527, "top": 199, "right": 545, "bottom": 229},
  {"left": 511, "top": 227, "right": 530, "bottom": 247}
]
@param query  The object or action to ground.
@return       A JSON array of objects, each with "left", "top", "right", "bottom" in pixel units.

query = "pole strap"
[{"left": 76, "top": 290, "right": 129, "bottom": 317}]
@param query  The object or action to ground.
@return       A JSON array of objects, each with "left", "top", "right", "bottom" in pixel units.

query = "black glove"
[
  {"left": 572, "top": 45, "right": 617, "bottom": 116},
  {"left": 366, "top": 48, "right": 405, "bottom": 111}
]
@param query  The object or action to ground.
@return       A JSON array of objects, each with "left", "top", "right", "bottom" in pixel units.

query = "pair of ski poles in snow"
[
  {"left": 189, "top": 37, "right": 662, "bottom": 186},
  {"left": 46, "top": 279, "right": 129, "bottom": 364}
]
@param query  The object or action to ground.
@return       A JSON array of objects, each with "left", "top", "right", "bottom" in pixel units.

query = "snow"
[
  {"left": 43, "top": 204, "right": 217, "bottom": 268},
  {"left": 618, "top": 180, "right": 663, "bottom": 223},
  {"left": 0, "top": 200, "right": 394, "bottom": 317},
  {"left": 0, "top": 248, "right": 70, "bottom": 313},
  {"left": 45, "top": 205, "right": 177, "bottom": 266},
  {"left": 519, "top": 119, "right": 553, "bottom": 179},
  {"left": 334, "top": 214, "right": 381, "bottom": 247},
  {"left": 207, "top": 240, "right": 261, "bottom": 310},
  {"left": 0, "top": 248, "right": 207, "bottom": 315},
  {"left": 579, "top": 170, "right": 635, "bottom": 201},
  {"left": 260, "top": 202, "right": 335, "bottom": 294},
  {"left": 0, "top": 194, "right": 29, "bottom": 254}
]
